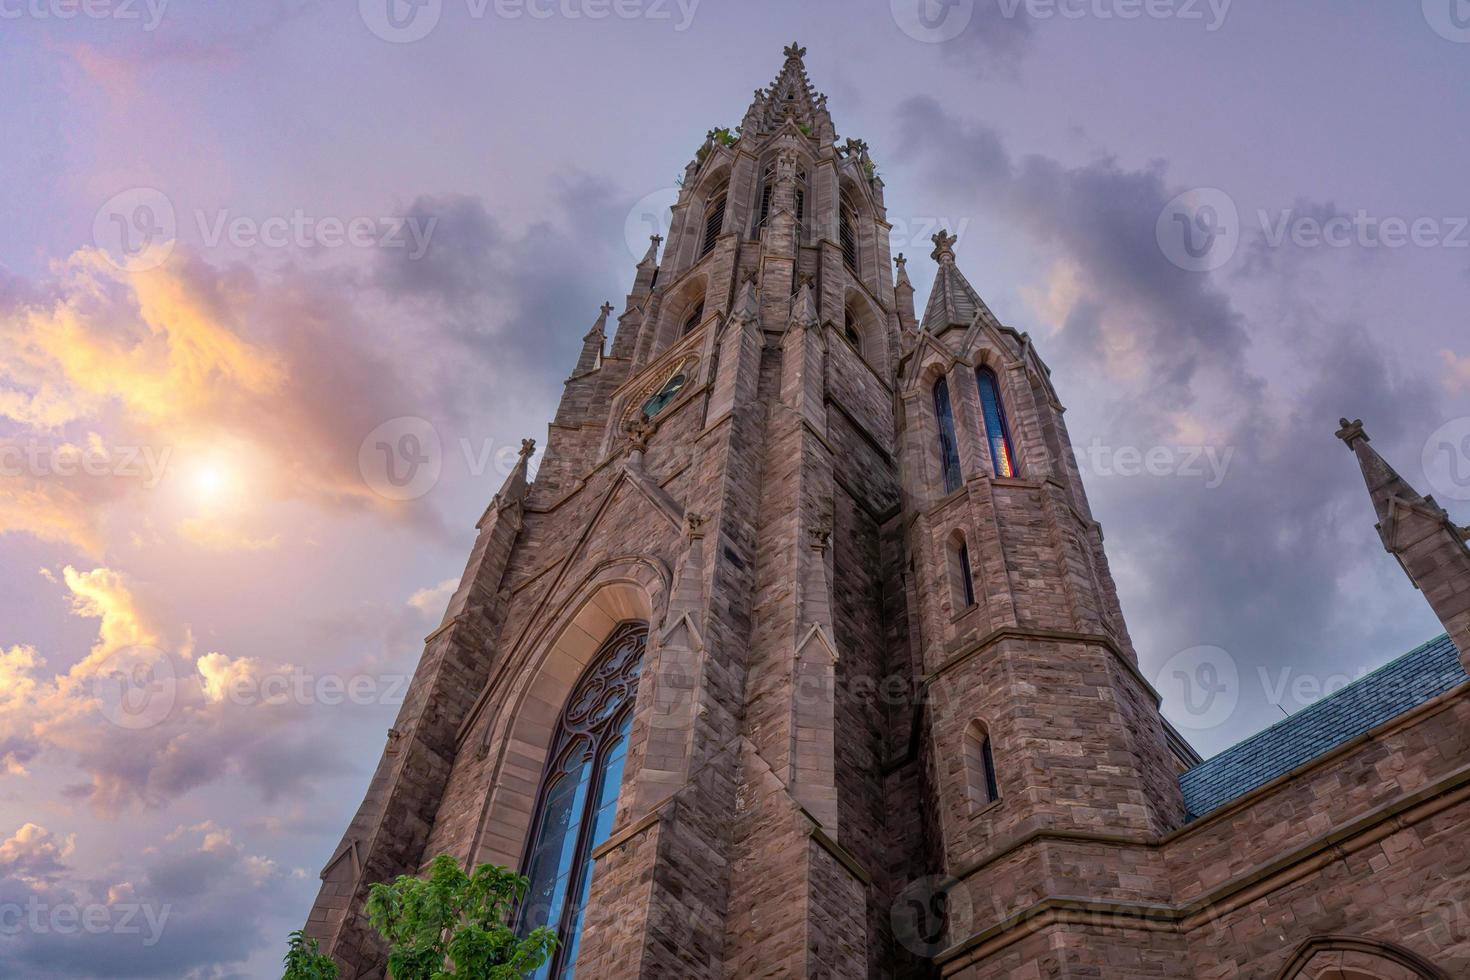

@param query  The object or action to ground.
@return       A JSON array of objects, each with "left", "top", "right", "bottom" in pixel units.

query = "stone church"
[{"left": 305, "top": 45, "right": 1470, "bottom": 979}]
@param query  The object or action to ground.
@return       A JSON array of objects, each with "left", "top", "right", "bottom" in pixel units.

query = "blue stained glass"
[
  {"left": 933, "top": 377, "right": 962, "bottom": 493},
  {"left": 518, "top": 623, "right": 646, "bottom": 980},
  {"left": 977, "top": 367, "right": 1016, "bottom": 478}
]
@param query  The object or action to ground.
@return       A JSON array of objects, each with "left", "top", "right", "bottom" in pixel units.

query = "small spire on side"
[{"left": 1338, "top": 417, "right": 1470, "bottom": 668}]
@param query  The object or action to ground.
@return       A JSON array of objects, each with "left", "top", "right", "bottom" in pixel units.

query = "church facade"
[{"left": 304, "top": 46, "right": 1470, "bottom": 979}]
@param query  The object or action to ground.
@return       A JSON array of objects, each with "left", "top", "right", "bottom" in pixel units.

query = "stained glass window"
[
  {"left": 976, "top": 367, "right": 1016, "bottom": 478},
  {"left": 517, "top": 622, "right": 647, "bottom": 980},
  {"left": 933, "top": 377, "right": 962, "bottom": 494},
  {"left": 640, "top": 373, "right": 687, "bottom": 420}
]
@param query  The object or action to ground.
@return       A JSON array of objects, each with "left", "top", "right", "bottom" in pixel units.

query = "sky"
[{"left": 2, "top": 1, "right": 1470, "bottom": 976}]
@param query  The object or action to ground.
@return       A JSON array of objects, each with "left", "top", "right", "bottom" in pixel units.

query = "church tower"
[{"left": 304, "top": 45, "right": 1200, "bottom": 978}]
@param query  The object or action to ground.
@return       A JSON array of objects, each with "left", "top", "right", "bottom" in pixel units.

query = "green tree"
[
  {"left": 282, "top": 930, "right": 339, "bottom": 980},
  {"left": 365, "top": 854, "right": 557, "bottom": 980}
]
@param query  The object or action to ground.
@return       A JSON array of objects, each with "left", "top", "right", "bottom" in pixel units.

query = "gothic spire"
[
  {"left": 920, "top": 229, "right": 987, "bottom": 332},
  {"left": 740, "top": 42, "right": 833, "bottom": 140},
  {"left": 573, "top": 302, "right": 612, "bottom": 375},
  {"left": 1337, "top": 418, "right": 1470, "bottom": 666}
]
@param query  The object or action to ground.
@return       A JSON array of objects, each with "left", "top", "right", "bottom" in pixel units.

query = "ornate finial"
[
  {"left": 1335, "top": 418, "right": 1367, "bottom": 446},
  {"left": 931, "top": 230, "right": 958, "bottom": 262},
  {"left": 784, "top": 41, "right": 806, "bottom": 61},
  {"left": 650, "top": 233, "right": 663, "bottom": 247},
  {"left": 519, "top": 438, "right": 537, "bottom": 458},
  {"left": 895, "top": 253, "right": 907, "bottom": 270}
]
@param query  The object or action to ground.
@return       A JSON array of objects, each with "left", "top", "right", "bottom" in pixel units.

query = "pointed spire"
[
  {"left": 791, "top": 275, "right": 818, "bottom": 328},
  {"left": 1336, "top": 418, "right": 1427, "bottom": 526},
  {"left": 480, "top": 438, "right": 535, "bottom": 527},
  {"left": 639, "top": 234, "right": 662, "bottom": 268},
  {"left": 921, "top": 230, "right": 987, "bottom": 332},
  {"left": 894, "top": 253, "right": 917, "bottom": 335},
  {"left": 732, "top": 272, "right": 760, "bottom": 324},
  {"left": 894, "top": 252, "right": 911, "bottom": 288},
  {"left": 573, "top": 303, "right": 611, "bottom": 375},
  {"left": 741, "top": 42, "right": 833, "bottom": 140},
  {"left": 1338, "top": 418, "right": 1470, "bottom": 667}
]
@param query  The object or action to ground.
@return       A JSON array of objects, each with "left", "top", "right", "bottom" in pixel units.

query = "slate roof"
[{"left": 1178, "top": 634, "right": 1467, "bottom": 819}]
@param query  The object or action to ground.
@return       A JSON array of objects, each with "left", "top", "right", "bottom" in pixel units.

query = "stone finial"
[
  {"left": 519, "top": 438, "right": 536, "bottom": 458},
  {"left": 931, "top": 229, "right": 958, "bottom": 263},
  {"left": 1336, "top": 418, "right": 1368, "bottom": 447},
  {"left": 894, "top": 252, "right": 911, "bottom": 287},
  {"left": 784, "top": 41, "right": 806, "bottom": 61}
]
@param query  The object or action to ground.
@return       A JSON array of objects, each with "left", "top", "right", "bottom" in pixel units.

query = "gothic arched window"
[
  {"left": 933, "top": 376, "right": 962, "bottom": 494},
  {"left": 839, "top": 201, "right": 858, "bottom": 270},
  {"left": 516, "top": 621, "right": 647, "bottom": 980},
  {"left": 757, "top": 163, "right": 776, "bottom": 231},
  {"left": 976, "top": 366, "right": 1016, "bottom": 478},
  {"left": 843, "top": 309, "right": 861, "bottom": 354},
  {"left": 963, "top": 720, "right": 1000, "bottom": 811},
  {"left": 682, "top": 300, "right": 705, "bottom": 337},
  {"left": 948, "top": 531, "right": 975, "bottom": 609},
  {"left": 701, "top": 191, "right": 726, "bottom": 257}
]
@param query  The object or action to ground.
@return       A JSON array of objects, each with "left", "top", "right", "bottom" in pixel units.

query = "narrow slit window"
[
  {"left": 682, "top": 301, "right": 705, "bottom": 336},
  {"left": 976, "top": 366, "right": 1016, "bottom": 478},
  {"left": 933, "top": 377, "right": 962, "bottom": 494},
  {"left": 964, "top": 721, "right": 1000, "bottom": 810},
  {"left": 958, "top": 541, "right": 975, "bottom": 607}
]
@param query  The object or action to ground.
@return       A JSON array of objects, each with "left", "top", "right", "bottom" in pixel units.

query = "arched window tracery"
[{"left": 516, "top": 621, "right": 647, "bottom": 979}]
